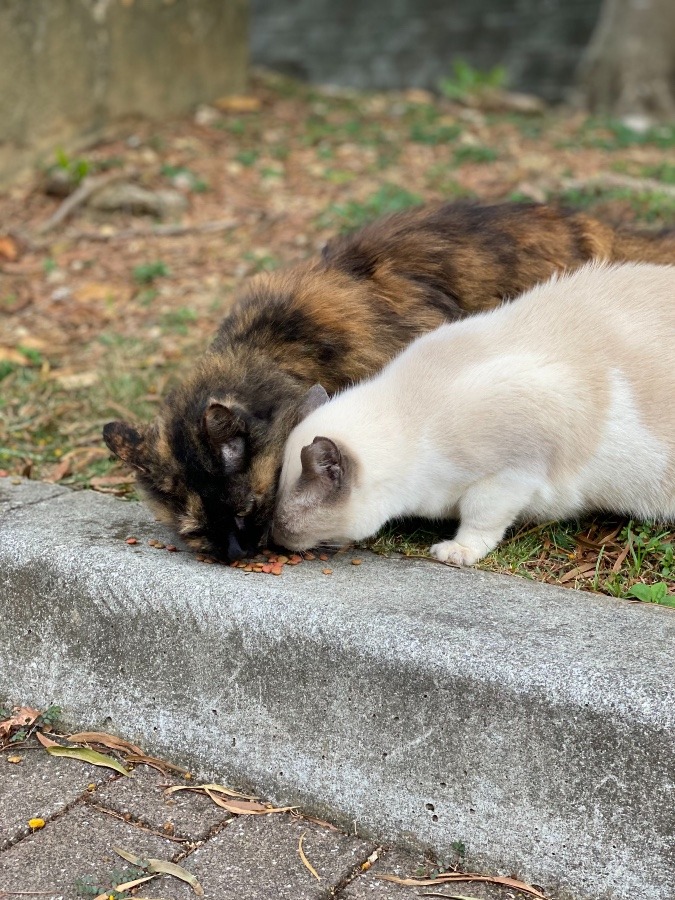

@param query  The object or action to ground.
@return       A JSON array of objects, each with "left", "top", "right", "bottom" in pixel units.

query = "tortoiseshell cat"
[{"left": 103, "top": 201, "right": 675, "bottom": 560}]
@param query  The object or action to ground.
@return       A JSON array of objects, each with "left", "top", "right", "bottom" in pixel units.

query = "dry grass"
[{"left": 1, "top": 70, "right": 673, "bottom": 604}]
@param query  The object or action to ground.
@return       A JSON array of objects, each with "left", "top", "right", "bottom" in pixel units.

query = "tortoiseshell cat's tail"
[{"left": 613, "top": 226, "right": 675, "bottom": 264}]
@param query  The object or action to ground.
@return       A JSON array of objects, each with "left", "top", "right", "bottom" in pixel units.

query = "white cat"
[{"left": 272, "top": 263, "right": 675, "bottom": 566}]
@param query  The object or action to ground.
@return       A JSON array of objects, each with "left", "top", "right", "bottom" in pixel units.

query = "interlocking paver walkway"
[{"left": 0, "top": 734, "right": 527, "bottom": 900}]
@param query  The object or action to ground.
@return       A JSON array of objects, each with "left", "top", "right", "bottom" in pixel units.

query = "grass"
[
  {"left": 367, "top": 518, "right": 674, "bottom": 607},
  {"left": 555, "top": 184, "right": 675, "bottom": 226},
  {"left": 317, "top": 183, "right": 422, "bottom": 231}
]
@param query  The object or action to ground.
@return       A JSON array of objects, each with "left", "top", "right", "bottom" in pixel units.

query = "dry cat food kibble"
[{"left": 120, "top": 536, "right": 359, "bottom": 575}]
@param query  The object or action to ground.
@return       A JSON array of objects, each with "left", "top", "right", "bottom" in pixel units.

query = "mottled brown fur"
[{"left": 103, "top": 201, "right": 674, "bottom": 559}]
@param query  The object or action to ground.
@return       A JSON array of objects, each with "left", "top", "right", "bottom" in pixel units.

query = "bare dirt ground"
[{"left": 1, "top": 70, "right": 673, "bottom": 604}]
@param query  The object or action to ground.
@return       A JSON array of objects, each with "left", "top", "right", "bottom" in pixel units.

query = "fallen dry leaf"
[
  {"left": 44, "top": 458, "right": 72, "bottom": 483},
  {"left": 0, "top": 706, "right": 41, "bottom": 742},
  {"left": 215, "top": 95, "right": 262, "bottom": 113},
  {"left": 378, "top": 873, "right": 547, "bottom": 899},
  {"left": 68, "top": 730, "right": 144, "bottom": 755},
  {"left": 94, "top": 874, "right": 157, "bottom": 900},
  {"left": 298, "top": 832, "right": 320, "bottom": 881},
  {"left": 53, "top": 370, "right": 100, "bottom": 390},
  {"left": 114, "top": 848, "right": 203, "bottom": 896},
  {"left": 45, "top": 745, "right": 130, "bottom": 776},
  {"left": 35, "top": 731, "right": 63, "bottom": 749},
  {"left": 125, "top": 753, "right": 190, "bottom": 776},
  {"left": 0, "top": 347, "right": 30, "bottom": 366},
  {"left": 165, "top": 782, "right": 257, "bottom": 800},
  {"left": 0, "top": 234, "right": 19, "bottom": 261},
  {"left": 560, "top": 562, "right": 599, "bottom": 584}
]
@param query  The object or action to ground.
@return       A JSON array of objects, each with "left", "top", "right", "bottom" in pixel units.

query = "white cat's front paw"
[{"left": 430, "top": 540, "right": 482, "bottom": 567}]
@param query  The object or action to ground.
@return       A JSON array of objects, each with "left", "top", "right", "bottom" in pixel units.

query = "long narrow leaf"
[
  {"left": 46, "top": 745, "right": 129, "bottom": 776},
  {"left": 146, "top": 859, "right": 203, "bottom": 896},
  {"left": 165, "top": 782, "right": 256, "bottom": 800},
  {"left": 377, "top": 873, "right": 547, "bottom": 899},
  {"left": 68, "top": 731, "right": 144, "bottom": 754}
]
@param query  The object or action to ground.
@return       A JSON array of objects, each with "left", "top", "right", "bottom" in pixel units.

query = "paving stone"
[
  {"left": 90, "top": 766, "right": 231, "bottom": 840},
  {"left": 153, "top": 813, "right": 375, "bottom": 899},
  {"left": 0, "top": 742, "right": 116, "bottom": 850},
  {"left": 343, "top": 849, "right": 526, "bottom": 900},
  {"left": 0, "top": 804, "right": 179, "bottom": 898}
]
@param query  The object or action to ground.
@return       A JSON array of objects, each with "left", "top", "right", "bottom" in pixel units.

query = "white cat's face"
[{"left": 273, "top": 431, "right": 365, "bottom": 550}]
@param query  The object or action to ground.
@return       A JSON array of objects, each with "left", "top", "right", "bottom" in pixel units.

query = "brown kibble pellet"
[
  {"left": 304, "top": 552, "right": 316, "bottom": 561},
  {"left": 289, "top": 554, "right": 303, "bottom": 564},
  {"left": 322, "top": 568, "right": 333, "bottom": 575},
  {"left": 271, "top": 565, "right": 283, "bottom": 576},
  {"left": 203, "top": 557, "right": 215, "bottom": 564},
  {"left": 154, "top": 542, "right": 166, "bottom": 550},
  {"left": 262, "top": 563, "right": 273, "bottom": 573},
  {"left": 148, "top": 539, "right": 158, "bottom": 547},
  {"left": 125, "top": 537, "right": 138, "bottom": 545},
  {"left": 276, "top": 555, "right": 289, "bottom": 564},
  {"left": 195, "top": 553, "right": 206, "bottom": 562},
  {"left": 319, "top": 553, "right": 329, "bottom": 562},
  {"left": 351, "top": 558, "right": 363, "bottom": 566},
  {"left": 166, "top": 545, "right": 178, "bottom": 552},
  {"left": 243, "top": 564, "right": 253, "bottom": 572}
]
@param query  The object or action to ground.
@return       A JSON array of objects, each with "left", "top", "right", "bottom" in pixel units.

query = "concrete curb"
[{"left": 1, "top": 477, "right": 673, "bottom": 900}]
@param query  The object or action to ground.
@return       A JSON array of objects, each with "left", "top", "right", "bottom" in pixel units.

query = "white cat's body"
[{"left": 273, "top": 263, "right": 675, "bottom": 565}]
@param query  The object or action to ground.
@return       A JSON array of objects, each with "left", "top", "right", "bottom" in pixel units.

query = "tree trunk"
[{"left": 578, "top": 0, "right": 675, "bottom": 119}]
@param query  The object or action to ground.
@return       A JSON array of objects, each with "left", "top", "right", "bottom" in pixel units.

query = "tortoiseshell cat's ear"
[
  {"left": 297, "top": 384, "right": 329, "bottom": 423},
  {"left": 204, "top": 401, "right": 247, "bottom": 473},
  {"left": 102, "top": 421, "right": 149, "bottom": 472}
]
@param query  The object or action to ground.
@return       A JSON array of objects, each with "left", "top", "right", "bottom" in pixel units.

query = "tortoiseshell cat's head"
[{"left": 103, "top": 351, "right": 328, "bottom": 560}]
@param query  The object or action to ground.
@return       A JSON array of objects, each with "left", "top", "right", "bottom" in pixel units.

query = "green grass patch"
[
  {"left": 367, "top": 518, "right": 674, "bottom": 606},
  {"left": 453, "top": 145, "right": 499, "bottom": 165},
  {"left": 317, "top": 183, "right": 422, "bottom": 232},
  {"left": 555, "top": 185, "right": 675, "bottom": 225},
  {"left": 439, "top": 59, "right": 507, "bottom": 102},
  {"left": 133, "top": 261, "right": 169, "bottom": 284},
  {"left": 161, "top": 307, "right": 198, "bottom": 335}
]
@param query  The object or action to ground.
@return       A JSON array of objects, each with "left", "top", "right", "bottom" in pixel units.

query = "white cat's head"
[{"left": 272, "top": 384, "right": 383, "bottom": 550}]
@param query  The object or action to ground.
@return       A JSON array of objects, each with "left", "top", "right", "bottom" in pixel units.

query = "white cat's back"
[{"left": 389, "top": 262, "right": 675, "bottom": 520}]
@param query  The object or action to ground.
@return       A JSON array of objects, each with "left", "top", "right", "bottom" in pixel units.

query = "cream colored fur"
[{"left": 273, "top": 263, "right": 675, "bottom": 565}]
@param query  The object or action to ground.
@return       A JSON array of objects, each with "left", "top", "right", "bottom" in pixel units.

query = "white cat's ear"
[
  {"left": 204, "top": 401, "right": 247, "bottom": 473},
  {"left": 297, "top": 384, "right": 329, "bottom": 422},
  {"left": 300, "top": 436, "right": 343, "bottom": 488}
]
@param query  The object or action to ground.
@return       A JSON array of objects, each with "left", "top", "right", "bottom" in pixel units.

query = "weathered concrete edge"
[{"left": 1, "top": 479, "right": 673, "bottom": 900}]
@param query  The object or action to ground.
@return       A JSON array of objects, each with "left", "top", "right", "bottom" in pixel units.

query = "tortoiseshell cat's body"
[{"left": 103, "top": 201, "right": 675, "bottom": 559}]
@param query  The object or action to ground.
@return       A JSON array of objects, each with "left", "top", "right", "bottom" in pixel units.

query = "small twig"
[
  {"left": 560, "top": 172, "right": 675, "bottom": 199},
  {"left": 499, "top": 520, "right": 557, "bottom": 548},
  {"left": 70, "top": 217, "right": 239, "bottom": 243},
  {"left": 0, "top": 893, "right": 62, "bottom": 897},
  {"left": 88, "top": 803, "right": 189, "bottom": 843},
  {"left": 395, "top": 553, "right": 460, "bottom": 569},
  {"left": 37, "top": 171, "right": 130, "bottom": 234}
]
